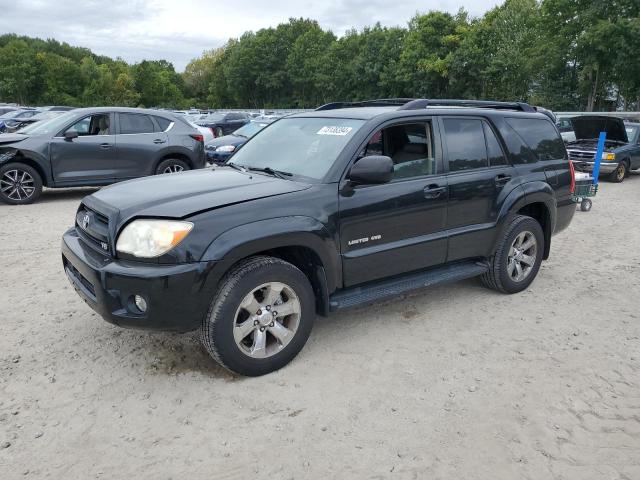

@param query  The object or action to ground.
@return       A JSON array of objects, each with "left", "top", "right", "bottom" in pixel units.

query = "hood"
[
  {"left": 0, "top": 133, "right": 28, "bottom": 145},
  {"left": 205, "top": 134, "right": 246, "bottom": 149},
  {"left": 84, "top": 167, "right": 311, "bottom": 224},
  {"left": 570, "top": 116, "right": 628, "bottom": 143}
]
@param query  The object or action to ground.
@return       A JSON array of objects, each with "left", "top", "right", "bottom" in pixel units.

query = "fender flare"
[{"left": 201, "top": 216, "right": 341, "bottom": 292}]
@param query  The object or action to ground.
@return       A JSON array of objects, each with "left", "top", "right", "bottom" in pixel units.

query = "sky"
[{"left": 0, "top": 0, "right": 501, "bottom": 71}]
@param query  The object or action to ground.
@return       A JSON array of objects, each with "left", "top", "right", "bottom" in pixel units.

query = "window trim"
[
  {"left": 439, "top": 115, "right": 511, "bottom": 175},
  {"left": 341, "top": 117, "right": 443, "bottom": 186},
  {"left": 53, "top": 112, "right": 114, "bottom": 138}
]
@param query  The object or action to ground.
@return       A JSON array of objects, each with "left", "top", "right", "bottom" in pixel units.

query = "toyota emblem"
[{"left": 82, "top": 213, "right": 90, "bottom": 230}]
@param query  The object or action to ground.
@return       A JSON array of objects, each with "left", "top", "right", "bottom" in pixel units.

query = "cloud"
[{"left": 0, "top": 0, "right": 500, "bottom": 71}]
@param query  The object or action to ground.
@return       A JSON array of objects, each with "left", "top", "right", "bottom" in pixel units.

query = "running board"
[{"left": 329, "top": 261, "right": 489, "bottom": 311}]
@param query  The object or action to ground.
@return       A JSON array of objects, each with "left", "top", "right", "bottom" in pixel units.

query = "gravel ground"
[{"left": 1, "top": 175, "right": 639, "bottom": 480}]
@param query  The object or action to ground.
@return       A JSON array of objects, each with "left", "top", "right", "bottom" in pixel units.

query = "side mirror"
[
  {"left": 348, "top": 155, "right": 394, "bottom": 185},
  {"left": 64, "top": 130, "right": 79, "bottom": 141}
]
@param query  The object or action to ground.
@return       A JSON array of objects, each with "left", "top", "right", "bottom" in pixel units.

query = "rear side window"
[
  {"left": 505, "top": 118, "right": 565, "bottom": 161},
  {"left": 443, "top": 118, "right": 488, "bottom": 172},
  {"left": 154, "top": 116, "right": 172, "bottom": 131},
  {"left": 484, "top": 123, "right": 508, "bottom": 166},
  {"left": 119, "top": 113, "right": 155, "bottom": 134}
]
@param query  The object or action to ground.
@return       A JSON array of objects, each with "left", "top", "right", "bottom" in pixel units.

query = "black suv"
[
  {"left": 61, "top": 99, "right": 575, "bottom": 376},
  {"left": 0, "top": 107, "right": 205, "bottom": 204}
]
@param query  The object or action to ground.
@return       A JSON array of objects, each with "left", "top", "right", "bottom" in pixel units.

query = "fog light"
[{"left": 134, "top": 295, "right": 148, "bottom": 313}]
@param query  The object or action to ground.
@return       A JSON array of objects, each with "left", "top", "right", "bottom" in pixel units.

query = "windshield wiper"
[
  {"left": 248, "top": 167, "right": 292, "bottom": 179},
  {"left": 226, "top": 163, "right": 247, "bottom": 172}
]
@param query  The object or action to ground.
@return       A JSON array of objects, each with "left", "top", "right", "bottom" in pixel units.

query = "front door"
[
  {"left": 339, "top": 121, "right": 448, "bottom": 287},
  {"left": 440, "top": 116, "right": 517, "bottom": 262},
  {"left": 50, "top": 113, "right": 116, "bottom": 185}
]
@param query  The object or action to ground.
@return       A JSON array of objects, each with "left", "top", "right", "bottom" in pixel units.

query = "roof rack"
[
  {"left": 316, "top": 98, "right": 537, "bottom": 113},
  {"left": 399, "top": 99, "right": 536, "bottom": 112}
]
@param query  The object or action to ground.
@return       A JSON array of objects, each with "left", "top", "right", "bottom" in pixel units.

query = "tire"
[
  {"left": 580, "top": 198, "right": 592, "bottom": 212},
  {"left": 215, "top": 127, "right": 224, "bottom": 138},
  {"left": 200, "top": 256, "right": 315, "bottom": 376},
  {"left": 608, "top": 161, "right": 628, "bottom": 183},
  {"left": 155, "top": 158, "right": 190, "bottom": 175},
  {"left": 0, "top": 162, "right": 43, "bottom": 205},
  {"left": 481, "top": 215, "right": 544, "bottom": 294}
]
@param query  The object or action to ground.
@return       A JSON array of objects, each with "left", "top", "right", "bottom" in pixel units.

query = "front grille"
[
  {"left": 76, "top": 205, "right": 110, "bottom": 253},
  {"left": 567, "top": 149, "right": 595, "bottom": 162}
]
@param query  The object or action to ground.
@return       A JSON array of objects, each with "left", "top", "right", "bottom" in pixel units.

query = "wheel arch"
[
  {"left": 154, "top": 150, "right": 195, "bottom": 172},
  {"left": 201, "top": 216, "right": 341, "bottom": 316},
  {"left": 2, "top": 152, "right": 50, "bottom": 187}
]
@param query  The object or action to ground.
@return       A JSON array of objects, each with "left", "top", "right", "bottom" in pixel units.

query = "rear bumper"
[
  {"left": 571, "top": 160, "right": 618, "bottom": 174},
  {"left": 61, "top": 228, "right": 218, "bottom": 332},
  {"left": 554, "top": 196, "right": 576, "bottom": 235}
]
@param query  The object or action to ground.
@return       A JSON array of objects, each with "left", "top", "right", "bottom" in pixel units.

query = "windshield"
[
  {"left": 233, "top": 121, "right": 269, "bottom": 138},
  {"left": 0, "top": 110, "right": 26, "bottom": 119},
  {"left": 626, "top": 125, "right": 638, "bottom": 140},
  {"left": 19, "top": 111, "right": 76, "bottom": 135},
  {"left": 229, "top": 117, "right": 364, "bottom": 181}
]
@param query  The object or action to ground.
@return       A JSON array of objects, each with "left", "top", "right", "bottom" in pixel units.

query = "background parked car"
[
  {"left": 0, "top": 107, "right": 205, "bottom": 204},
  {"left": 0, "top": 108, "right": 40, "bottom": 133},
  {"left": 197, "top": 111, "right": 250, "bottom": 137},
  {"left": 567, "top": 116, "right": 640, "bottom": 182},
  {"left": 3, "top": 110, "right": 64, "bottom": 133},
  {"left": 0, "top": 106, "right": 18, "bottom": 116},
  {"left": 205, "top": 119, "right": 273, "bottom": 164}
]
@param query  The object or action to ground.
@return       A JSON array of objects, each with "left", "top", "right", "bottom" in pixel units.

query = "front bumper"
[
  {"left": 571, "top": 159, "right": 618, "bottom": 174},
  {"left": 61, "top": 228, "right": 217, "bottom": 332}
]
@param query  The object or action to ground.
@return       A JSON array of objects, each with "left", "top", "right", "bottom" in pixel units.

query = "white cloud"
[{"left": 0, "top": 0, "right": 501, "bottom": 71}]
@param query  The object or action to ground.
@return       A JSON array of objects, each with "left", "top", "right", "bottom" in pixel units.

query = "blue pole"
[{"left": 592, "top": 131, "right": 606, "bottom": 185}]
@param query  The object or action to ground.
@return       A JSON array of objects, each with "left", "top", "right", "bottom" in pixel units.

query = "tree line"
[{"left": 1, "top": 0, "right": 639, "bottom": 112}]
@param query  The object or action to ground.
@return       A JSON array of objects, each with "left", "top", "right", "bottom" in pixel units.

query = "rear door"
[
  {"left": 50, "top": 112, "right": 116, "bottom": 184},
  {"left": 339, "top": 119, "right": 448, "bottom": 287},
  {"left": 114, "top": 112, "right": 168, "bottom": 179},
  {"left": 440, "top": 116, "right": 517, "bottom": 262}
]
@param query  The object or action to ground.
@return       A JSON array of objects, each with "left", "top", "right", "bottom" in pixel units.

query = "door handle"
[
  {"left": 423, "top": 185, "right": 446, "bottom": 199},
  {"left": 494, "top": 174, "right": 511, "bottom": 186},
  {"left": 153, "top": 139, "right": 166, "bottom": 144},
  {"left": 99, "top": 143, "right": 112, "bottom": 149}
]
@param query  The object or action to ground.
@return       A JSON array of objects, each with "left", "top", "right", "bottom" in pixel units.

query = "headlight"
[
  {"left": 116, "top": 219, "right": 193, "bottom": 258},
  {"left": 216, "top": 145, "right": 236, "bottom": 152},
  {"left": 602, "top": 152, "right": 616, "bottom": 161},
  {"left": 205, "top": 144, "right": 216, "bottom": 151}
]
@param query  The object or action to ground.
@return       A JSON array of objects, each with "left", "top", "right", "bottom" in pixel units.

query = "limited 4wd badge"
[
  {"left": 317, "top": 126, "right": 353, "bottom": 136},
  {"left": 348, "top": 234, "right": 382, "bottom": 247}
]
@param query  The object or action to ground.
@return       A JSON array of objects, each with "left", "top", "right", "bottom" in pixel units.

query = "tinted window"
[
  {"left": 154, "top": 116, "right": 172, "bottom": 131},
  {"left": 505, "top": 118, "right": 565, "bottom": 161},
  {"left": 119, "top": 113, "right": 155, "bottom": 134},
  {"left": 443, "top": 118, "right": 488, "bottom": 172},
  {"left": 484, "top": 123, "right": 508, "bottom": 166}
]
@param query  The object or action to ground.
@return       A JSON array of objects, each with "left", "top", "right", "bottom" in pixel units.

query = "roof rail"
[
  {"left": 398, "top": 99, "right": 536, "bottom": 112},
  {"left": 315, "top": 98, "right": 414, "bottom": 111}
]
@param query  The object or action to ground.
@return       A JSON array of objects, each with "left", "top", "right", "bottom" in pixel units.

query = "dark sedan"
[
  {"left": 197, "top": 111, "right": 249, "bottom": 138},
  {"left": 205, "top": 119, "right": 273, "bottom": 164}
]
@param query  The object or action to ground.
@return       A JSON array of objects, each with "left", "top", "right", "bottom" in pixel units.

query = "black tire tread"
[{"left": 155, "top": 158, "right": 190, "bottom": 175}]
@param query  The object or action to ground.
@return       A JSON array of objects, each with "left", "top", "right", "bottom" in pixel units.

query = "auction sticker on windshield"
[{"left": 317, "top": 126, "right": 353, "bottom": 136}]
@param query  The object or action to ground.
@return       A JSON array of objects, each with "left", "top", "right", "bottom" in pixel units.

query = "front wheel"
[
  {"left": 200, "top": 256, "right": 315, "bottom": 376},
  {"left": 0, "top": 163, "right": 43, "bottom": 205},
  {"left": 481, "top": 215, "right": 544, "bottom": 294},
  {"left": 608, "top": 161, "right": 628, "bottom": 183}
]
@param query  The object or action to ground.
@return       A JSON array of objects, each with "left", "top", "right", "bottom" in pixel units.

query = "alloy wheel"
[
  {"left": 0, "top": 169, "right": 35, "bottom": 201},
  {"left": 162, "top": 164, "right": 184, "bottom": 174},
  {"left": 233, "top": 282, "right": 301, "bottom": 358},
  {"left": 507, "top": 230, "right": 537, "bottom": 282}
]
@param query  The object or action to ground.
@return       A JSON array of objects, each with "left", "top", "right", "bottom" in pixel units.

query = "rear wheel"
[
  {"left": 155, "top": 158, "right": 190, "bottom": 175},
  {"left": 481, "top": 215, "right": 544, "bottom": 294},
  {"left": 0, "top": 163, "right": 43, "bottom": 205},
  {"left": 200, "top": 256, "right": 315, "bottom": 376},
  {"left": 608, "top": 161, "right": 628, "bottom": 183}
]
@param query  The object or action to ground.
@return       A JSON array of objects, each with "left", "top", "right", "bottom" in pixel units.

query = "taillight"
[
  {"left": 190, "top": 134, "right": 204, "bottom": 142},
  {"left": 568, "top": 159, "right": 576, "bottom": 193},
  {"left": 210, "top": 127, "right": 217, "bottom": 137}
]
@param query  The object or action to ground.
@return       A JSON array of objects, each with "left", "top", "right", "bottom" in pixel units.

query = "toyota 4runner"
[{"left": 61, "top": 99, "right": 576, "bottom": 376}]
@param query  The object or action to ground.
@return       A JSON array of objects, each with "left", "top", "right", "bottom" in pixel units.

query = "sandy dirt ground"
[{"left": 1, "top": 174, "right": 639, "bottom": 480}]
